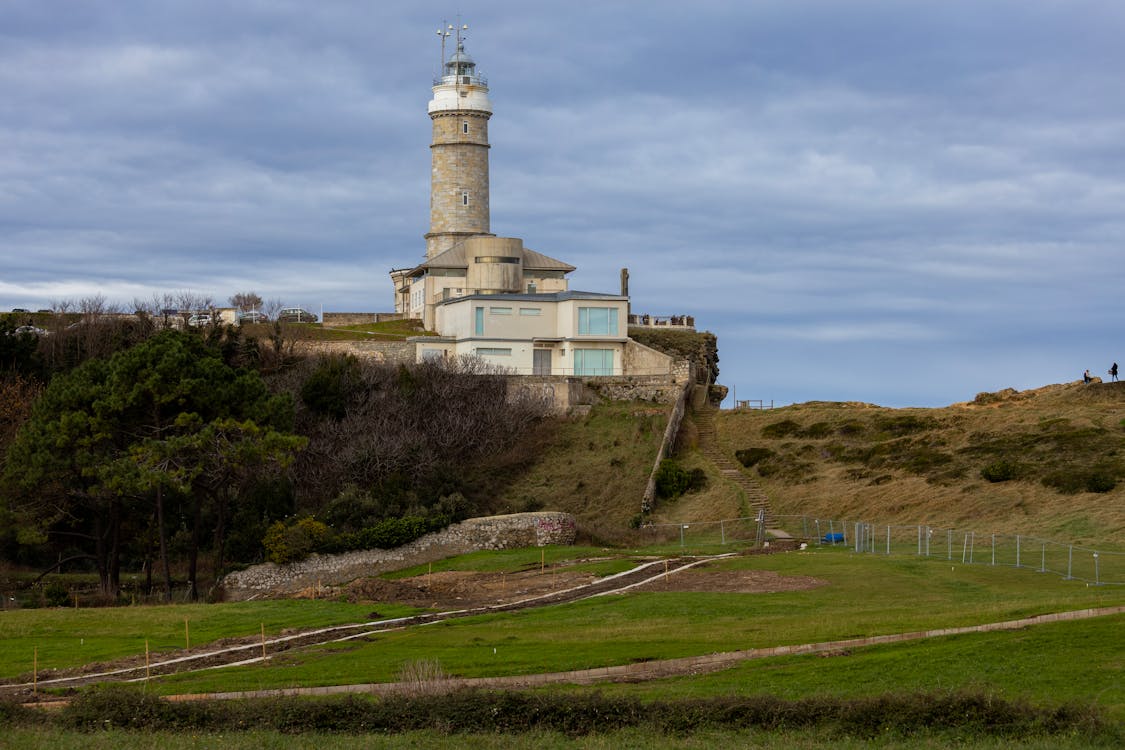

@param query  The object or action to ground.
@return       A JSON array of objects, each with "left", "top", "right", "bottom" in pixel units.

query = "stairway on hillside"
[{"left": 694, "top": 407, "right": 790, "bottom": 539}]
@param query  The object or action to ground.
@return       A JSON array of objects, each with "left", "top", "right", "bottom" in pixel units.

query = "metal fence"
[
  {"left": 771, "top": 515, "right": 1124, "bottom": 586},
  {"left": 640, "top": 513, "right": 1124, "bottom": 586}
]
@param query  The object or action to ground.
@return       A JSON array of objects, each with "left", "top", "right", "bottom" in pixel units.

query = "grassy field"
[
  {"left": 92, "top": 548, "right": 1120, "bottom": 704},
  {"left": 0, "top": 600, "right": 419, "bottom": 679}
]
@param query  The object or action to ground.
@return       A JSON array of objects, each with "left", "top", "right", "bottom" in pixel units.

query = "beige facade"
[{"left": 415, "top": 291, "right": 629, "bottom": 376}]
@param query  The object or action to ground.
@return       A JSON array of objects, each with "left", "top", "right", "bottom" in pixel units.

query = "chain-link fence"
[
  {"left": 771, "top": 515, "right": 1124, "bottom": 586},
  {"left": 639, "top": 514, "right": 1123, "bottom": 585}
]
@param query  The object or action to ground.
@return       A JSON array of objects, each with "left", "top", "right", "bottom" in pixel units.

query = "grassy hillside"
[
  {"left": 493, "top": 401, "right": 668, "bottom": 536},
  {"left": 714, "top": 381, "right": 1125, "bottom": 544}
]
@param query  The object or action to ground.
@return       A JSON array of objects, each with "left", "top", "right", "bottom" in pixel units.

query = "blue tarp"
[{"left": 822, "top": 532, "right": 845, "bottom": 543}]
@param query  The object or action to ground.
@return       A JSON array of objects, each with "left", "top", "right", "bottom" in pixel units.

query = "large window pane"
[
  {"left": 578, "top": 307, "right": 618, "bottom": 335},
  {"left": 574, "top": 348, "right": 613, "bottom": 376}
]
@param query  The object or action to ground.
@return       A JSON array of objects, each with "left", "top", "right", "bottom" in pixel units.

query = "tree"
[
  {"left": 230, "top": 291, "right": 264, "bottom": 312},
  {"left": 2, "top": 330, "right": 303, "bottom": 599}
]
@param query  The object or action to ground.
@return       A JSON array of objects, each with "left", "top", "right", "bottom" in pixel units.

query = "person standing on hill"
[
  {"left": 1084, "top": 369, "right": 1092, "bottom": 384},
  {"left": 1111, "top": 362, "right": 1119, "bottom": 382}
]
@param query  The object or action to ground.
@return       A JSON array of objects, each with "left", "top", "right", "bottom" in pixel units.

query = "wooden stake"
[
  {"left": 145, "top": 640, "right": 150, "bottom": 681},
  {"left": 184, "top": 617, "right": 190, "bottom": 650},
  {"left": 541, "top": 548, "right": 545, "bottom": 572}
]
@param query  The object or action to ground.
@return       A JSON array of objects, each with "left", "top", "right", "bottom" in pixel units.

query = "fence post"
[
  {"left": 815, "top": 519, "right": 821, "bottom": 545},
  {"left": 947, "top": 529, "right": 952, "bottom": 560},
  {"left": 1094, "top": 552, "right": 1100, "bottom": 585},
  {"left": 969, "top": 532, "right": 975, "bottom": 564},
  {"left": 991, "top": 534, "right": 995, "bottom": 566},
  {"left": 886, "top": 525, "right": 891, "bottom": 555},
  {"left": 917, "top": 525, "right": 922, "bottom": 556},
  {"left": 829, "top": 520, "right": 836, "bottom": 545},
  {"left": 962, "top": 533, "right": 968, "bottom": 563},
  {"left": 1066, "top": 545, "right": 1073, "bottom": 579},
  {"left": 1040, "top": 542, "right": 1045, "bottom": 573}
]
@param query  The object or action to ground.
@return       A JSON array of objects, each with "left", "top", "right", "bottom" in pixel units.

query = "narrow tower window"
[
  {"left": 462, "top": 121, "right": 470, "bottom": 134},
  {"left": 462, "top": 190, "right": 470, "bottom": 206}
]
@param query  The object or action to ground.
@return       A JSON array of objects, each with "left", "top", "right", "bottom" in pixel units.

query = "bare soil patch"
[{"left": 339, "top": 569, "right": 599, "bottom": 610}]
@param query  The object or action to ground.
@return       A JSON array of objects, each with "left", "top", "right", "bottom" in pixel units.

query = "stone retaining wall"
[
  {"left": 220, "top": 512, "right": 576, "bottom": 601},
  {"left": 294, "top": 340, "right": 416, "bottom": 364}
]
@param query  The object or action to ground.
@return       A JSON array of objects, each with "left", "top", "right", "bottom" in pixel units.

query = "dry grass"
[{"left": 712, "top": 381, "right": 1125, "bottom": 544}]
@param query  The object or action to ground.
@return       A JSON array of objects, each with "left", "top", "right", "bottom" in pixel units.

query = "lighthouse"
[{"left": 425, "top": 26, "right": 492, "bottom": 259}]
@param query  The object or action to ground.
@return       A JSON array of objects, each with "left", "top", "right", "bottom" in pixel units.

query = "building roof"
[
  {"left": 410, "top": 241, "right": 577, "bottom": 275},
  {"left": 437, "top": 290, "right": 627, "bottom": 306}
]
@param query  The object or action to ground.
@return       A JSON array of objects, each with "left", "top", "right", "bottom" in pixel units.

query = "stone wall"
[
  {"left": 585, "top": 374, "right": 686, "bottom": 405},
  {"left": 294, "top": 340, "right": 416, "bottom": 364},
  {"left": 322, "top": 312, "right": 410, "bottom": 328},
  {"left": 220, "top": 512, "right": 576, "bottom": 601}
]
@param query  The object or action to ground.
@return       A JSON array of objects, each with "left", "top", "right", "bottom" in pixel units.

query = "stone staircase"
[{"left": 694, "top": 407, "right": 790, "bottom": 540}]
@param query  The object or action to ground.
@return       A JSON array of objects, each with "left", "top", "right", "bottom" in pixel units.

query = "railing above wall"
[{"left": 628, "top": 313, "right": 695, "bottom": 330}]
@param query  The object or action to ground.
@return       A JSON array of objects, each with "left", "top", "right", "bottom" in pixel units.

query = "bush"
[
  {"left": 761, "top": 419, "right": 801, "bottom": 438},
  {"left": 981, "top": 460, "right": 1020, "bottom": 483},
  {"left": 51, "top": 687, "right": 1112, "bottom": 739},
  {"left": 1043, "top": 470, "right": 1119, "bottom": 494},
  {"left": 654, "top": 460, "right": 707, "bottom": 500},
  {"left": 735, "top": 447, "right": 774, "bottom": 467},
  {"left": 263, "top": 517, "right": 332, "bottom": 564}
]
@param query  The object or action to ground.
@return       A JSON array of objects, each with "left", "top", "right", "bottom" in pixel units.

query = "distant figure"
[
  {"left": 1084, "top": 369, "right": 1092, "bottom": 384},
  {"left": 1111, "top": 363, "right": 1119, "bottom": 382}
]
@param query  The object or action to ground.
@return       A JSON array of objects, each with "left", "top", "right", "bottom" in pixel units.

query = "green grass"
[
  {"left": 0, "top": 600, "right": 419, "bottom": 679},
  {"left": 142, "top": 548, "right": 1124, "bottom": 696},
  {"left": 547, "top": 614, "right": 1125, "bottom": 721}
]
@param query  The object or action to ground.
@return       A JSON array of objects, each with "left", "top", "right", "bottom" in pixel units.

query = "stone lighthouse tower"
[{"left": 425, "top": 28, "right": 492, "bottom": 259}]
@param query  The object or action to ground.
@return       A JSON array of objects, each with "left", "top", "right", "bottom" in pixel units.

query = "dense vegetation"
[
  {"left": 0, "top": 313, "right": 553, "bottom": 601},
  {"left": 1, "top": 684, "right": 1112, "bottom": 743}
]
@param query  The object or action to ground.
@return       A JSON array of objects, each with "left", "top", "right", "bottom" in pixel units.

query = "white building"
[{"left": 392, "top": 28, "right": 673, "bottom": 380}]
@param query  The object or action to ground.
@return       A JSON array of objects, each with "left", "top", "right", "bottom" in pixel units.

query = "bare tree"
[{"left": 230, "top": 291, "right": 263, "bottom": 312}]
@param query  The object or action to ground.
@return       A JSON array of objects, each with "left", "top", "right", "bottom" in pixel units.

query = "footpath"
[{"left": 694, "top": 406, "right": 791, "bottom": 539}]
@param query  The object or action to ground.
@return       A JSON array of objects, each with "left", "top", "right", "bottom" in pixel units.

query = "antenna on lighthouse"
[{"left": 437, "top": 21, "right": 453, "bottom": 71}]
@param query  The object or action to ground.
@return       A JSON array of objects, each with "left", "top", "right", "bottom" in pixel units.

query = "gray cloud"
[{"left": 3, "top": 1, "right": 1124, "bottom": 405}]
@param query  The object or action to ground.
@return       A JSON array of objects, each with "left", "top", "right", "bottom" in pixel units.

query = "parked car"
[
  {"left": 277, "top": 307, "right": 317, "bottom": 323},
  {"left": 11, "top": 308, "right": 29, "bottom": 313},
  {"left": 12, "top": 325, "right": 47, "bottom": 336},
  {"left": 237, "top": 311, "right": 269, "bottom": 324},
  {"left": 187, "top": 314, "right": 213, "bottom": 327}
]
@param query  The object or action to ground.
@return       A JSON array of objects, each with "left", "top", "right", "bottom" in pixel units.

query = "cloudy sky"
[{"left": 3, "top": 1, "right": 1123, "bottom": 407}]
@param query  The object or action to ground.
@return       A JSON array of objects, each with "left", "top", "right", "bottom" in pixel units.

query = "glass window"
[
  {"left": 574, "top": 349, "right": 613, "bottom": 376},
  {"left": 489, "top": 307, "right": 512, "bottom": 315},
  {"left": 475, "top": 347, "right": 512, "bottom": 357},
  {"left": 474, "top": 307, "right": 484, "bottom": 335},
  {"left": 578, "top": 307, "right": 618, "bottom": 335},
  {"left": 519, "top": 308, "right": 541, "bottom": 316}
]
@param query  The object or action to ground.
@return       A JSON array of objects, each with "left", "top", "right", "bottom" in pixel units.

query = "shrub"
[
  {"left": 43, "top": 579, "right": 70, "bottom": 607},
  {"left": 981, "top": 460, "right": 1020, "bottom": 483},
  {"left": 761, "top": 419, "right": 801, "bottom": 438},
  {"left": 1043, "top": 470, "right": 1118, "bottom": 495},
  {"left": 801, "top": 422, "right": 833, "bottom": 438},
  {"left": 735, "top": 447, "right": 774, "bottom": 467},
  {"left": 263, "top": 516, "right": 333, "bottom": 564},
  {"left": 654, "top": 460, "right": 706, "bottom": 500},
  {"left": 1085, "top": 473, "right": 1117, "bottom": 493}
]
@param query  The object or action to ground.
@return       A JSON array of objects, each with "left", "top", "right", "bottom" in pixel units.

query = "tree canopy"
[{"left": 2, "top": 330, "right": 304, "bottom": 599}]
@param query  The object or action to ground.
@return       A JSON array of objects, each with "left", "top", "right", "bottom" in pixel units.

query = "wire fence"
[
  {"left": 777, "top": 515, "right": 1125, "bottom": 586},
  {"left": 641, "top": 513, "right": 1124, "bottom": 586}
]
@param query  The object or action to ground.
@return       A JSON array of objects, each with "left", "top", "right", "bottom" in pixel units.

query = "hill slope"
[{"left": 713, "top": 381, "right": 1125, "bottom": 545}]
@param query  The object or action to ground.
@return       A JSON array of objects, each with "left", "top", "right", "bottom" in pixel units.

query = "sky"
[{"left": 3, "top": 1, "right": 1124, "bottom": 407}]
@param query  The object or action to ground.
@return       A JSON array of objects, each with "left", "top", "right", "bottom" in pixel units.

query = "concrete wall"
[
  {"left": 623, "top": 339, "right": 679, "bottom": 380},
  {"left": 221, "top": 512, "right": 577, "bottom": 601}
]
